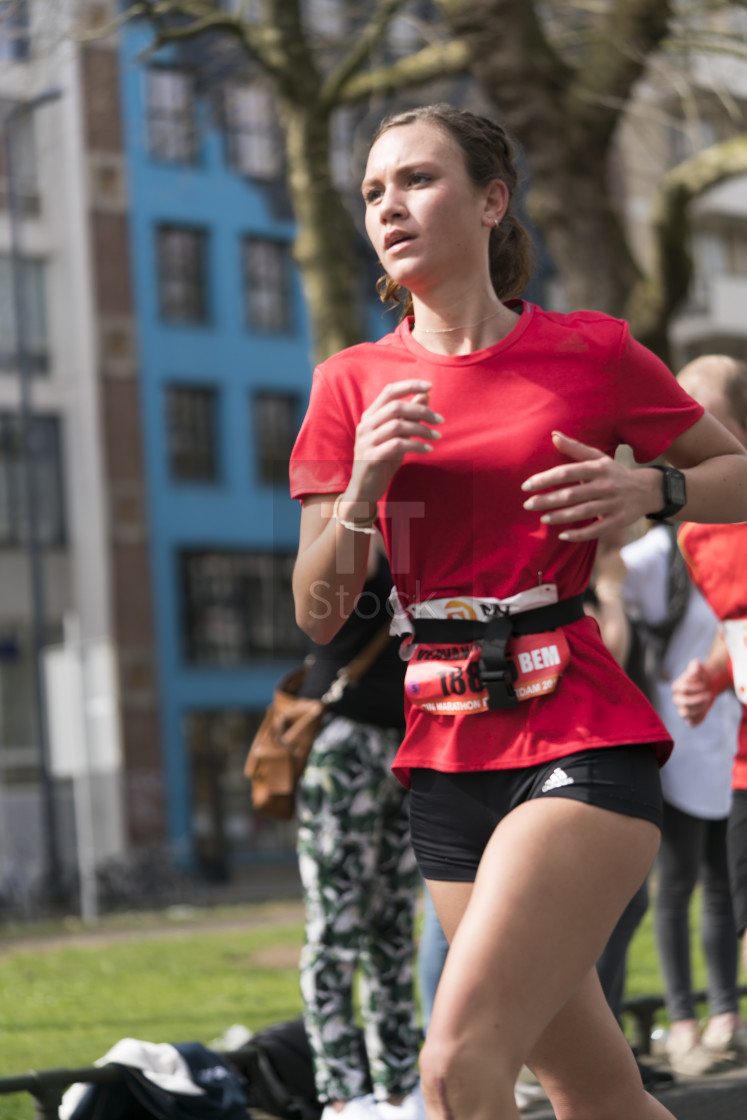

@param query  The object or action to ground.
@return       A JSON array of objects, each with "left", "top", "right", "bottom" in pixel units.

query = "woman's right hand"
[
  {"left": 293, "top": 380, "right": 442, "bottom": 642},
  {"left": 345, "top": 379, "right": 443, "bottom": 508}
]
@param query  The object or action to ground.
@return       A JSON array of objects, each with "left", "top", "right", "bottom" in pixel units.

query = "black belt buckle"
[
  {"left": 478, "top": 613, "right": 519, "bottom": 710},
  {"left": 480, "top": 663, "right": 518, "bottom": 708}
]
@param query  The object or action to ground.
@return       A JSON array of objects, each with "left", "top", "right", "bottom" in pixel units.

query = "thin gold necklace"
[{"left": 415, "top": 307, "right": 502, "bottom": 335}]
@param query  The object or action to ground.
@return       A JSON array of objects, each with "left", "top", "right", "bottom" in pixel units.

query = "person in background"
[
  {"left": 290, "top": 103, "right": 747, "bottom": 1119},
  {"left": 623, "top": 514, "right": 743, "bottom": 1075},
  {"left": 584, "top": 537, "right": 668, "bottom": 1092},
  {"left": 670, "top": 355, "right": 747, "bottom": 1065},
  {"left": 296, "top": 543, "right": 424, "bottom": 1120},
  {"left": 417, "top": 889, "right": 449, "bottom": 1033},
  {"left": 582, "top": 544, "right": 649, "bottom": 1025}
]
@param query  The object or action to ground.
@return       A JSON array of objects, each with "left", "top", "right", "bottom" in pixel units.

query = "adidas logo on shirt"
[{"left": 541, "top": 767, "right": 575, "bottom": 794}]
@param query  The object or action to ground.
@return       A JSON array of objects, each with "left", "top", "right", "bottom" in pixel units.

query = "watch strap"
[{"left": 646, "top": 465, "right": 686, "bottom": 522}]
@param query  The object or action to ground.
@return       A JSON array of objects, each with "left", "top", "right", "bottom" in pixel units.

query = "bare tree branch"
[
  {"left": 665, "top": 38, "right": 747, "bottom": 63},
  {"left": 320, "top": 0, "right": 410, "bottom": 108},
  {"left": 334, "top": 38, "right": 470, "bottom": 105},
  {"left": 629, "top": 133, "right": 747, "bottom": 353},
  {"left": 569, "top": 0, "right": 673, "bottom": 138},
  {"left": 70, "top": 0, "right": 277, "bottom": 72},
  {"left": 69, "top": 1, "right": 150, "bottom": 41}
]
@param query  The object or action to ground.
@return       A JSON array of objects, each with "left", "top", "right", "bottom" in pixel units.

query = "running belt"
[{"left": 410, "top": 594, "right": 586, "bottom": 710}]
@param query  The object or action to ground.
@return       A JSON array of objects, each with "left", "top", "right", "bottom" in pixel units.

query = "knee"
[
  {"left": 419, "top": 1038, "right": 464, "bottom": 1118},
  {"left": 419, "top": 1035, "right": 454, "bottom": 1091},
  {"left": 419, "top": 1033, "right": 516, "bottom": 1115}
]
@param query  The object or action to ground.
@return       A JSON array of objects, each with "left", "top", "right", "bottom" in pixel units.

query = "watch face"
[{"left": 668, "top": 470, "right": 687, "bottom": 506}]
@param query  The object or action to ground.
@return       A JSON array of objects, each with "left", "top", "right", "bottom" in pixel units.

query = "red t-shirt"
[
  {"left": 678, "top": 522, "right": 747, "bottom": 790},
  {"left": 291, "top": 302, "right": 704, "bottom": 783}
]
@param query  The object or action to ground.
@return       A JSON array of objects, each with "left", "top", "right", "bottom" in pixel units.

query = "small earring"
[{"left": 493, "top": 217, "right": 499, "bottom": 228}]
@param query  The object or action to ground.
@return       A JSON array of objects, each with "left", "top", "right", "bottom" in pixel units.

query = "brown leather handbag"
[{"left": 244, "top": 624, "right": 393, "bottom": 820}]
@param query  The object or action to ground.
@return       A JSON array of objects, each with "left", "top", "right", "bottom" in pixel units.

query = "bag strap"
[
  {"left": 320, "top": 623, "right": 392, "bottom": 705},
  {"left": 636, "top": 524, "right": 691, "bottom": 664}
]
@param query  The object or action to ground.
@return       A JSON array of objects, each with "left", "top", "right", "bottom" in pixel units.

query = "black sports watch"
[{"left": 646, "top": 465, "right": 687, "bottom": 522}]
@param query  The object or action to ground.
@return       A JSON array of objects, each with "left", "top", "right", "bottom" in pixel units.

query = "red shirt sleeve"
[
  {"left": 289, "top": 365, "right": 357, "bottom": 500},
  {"left": 612, "top": 326, "right": 704, "bottom": 462}
]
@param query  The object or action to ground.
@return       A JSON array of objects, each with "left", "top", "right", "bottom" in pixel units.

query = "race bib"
[
  {"left": 723, "top": 618, "right": 747, "bottom": 702},
  {"left": 404, "top": 630, "right": 571, "bottom": 715}
]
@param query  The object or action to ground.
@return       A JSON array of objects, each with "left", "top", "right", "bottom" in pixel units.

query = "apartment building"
[
  {"left": 0, "top": 0, "right": 133, "bottom": 904},
  {"left": 0, "top": 0, "right": 328, "bottom": 900}
]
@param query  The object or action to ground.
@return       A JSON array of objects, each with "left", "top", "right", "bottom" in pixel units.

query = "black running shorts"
[
  {"left": 409, "top": 744, "right": 663, "bottom": 882},
  {"left": 727, "top": 789, "right": 747, "bottom": 939}
]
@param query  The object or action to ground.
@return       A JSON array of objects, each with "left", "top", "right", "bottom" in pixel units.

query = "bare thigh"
[{"left": 422, "top": 797, "right": 673, "bottom": 1120}]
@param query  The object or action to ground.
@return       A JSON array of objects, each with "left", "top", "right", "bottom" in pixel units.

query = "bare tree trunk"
[
  {"left": 439, "top": 0, "right": 672, "bottom": 337},
  {"left": 280, "top": 103, "right": 362, "bottom": 363},
  {"left": 629, "top": 133, "right": 747, "bottom": 359}
]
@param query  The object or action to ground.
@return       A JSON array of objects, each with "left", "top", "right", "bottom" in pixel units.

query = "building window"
[
  {"left": 722, "top": 233, "right": 747, "bottom": 277},
  {"left": 242, "top": 238, "right": 290, "bottom": 332},
  {"left": 146, "top": 68, "right": 198, "bottom": 164},
  {"left": 0, "top": 414, "right": 65, "bottom": 547},
  {"left": 224, "top": 85, "right": 282, "bottom": 181},
  {"left": 0, "top": 623, "right": 34, "bottom": 748},
  {"left": 181, "top": 550, "right": 305, "bottom": 664},
  {"left": 0, "top": 256, "right": 48, "bottom": 372},
  {"left": 166, "top": 385, "right": 218, "bottom": 482},
  {"left": 156, "top": 226, "right": 208, "bottom": 323},
  {"left": 688, "top": 226, "right": 747, "bottom": 313},
  {"left": 0, "top": 99, "right": 40, "bottom": 214},
  {"left": 252, "top": 391, "right": 299, "bottom": 486},
  {"left": 0, "top": 1, "right": 29, "bottom": 62}
]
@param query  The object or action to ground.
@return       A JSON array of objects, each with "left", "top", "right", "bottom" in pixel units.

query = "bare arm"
[
  {"left": 293, "top": 379, "right": 443, "bottom": 642},
  {"left": 521, "top": 412, "right": 747, "bottom": 542}
]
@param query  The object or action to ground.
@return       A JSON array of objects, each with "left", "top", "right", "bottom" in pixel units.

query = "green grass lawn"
[
  {"left": 0, "top": 902, "right": 307, "bottom": 1120},
  {"left": 0, "top": 891, "right": 744, "bottom": 1120}
]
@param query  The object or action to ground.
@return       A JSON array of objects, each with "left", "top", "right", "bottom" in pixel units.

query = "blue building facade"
[{"left": 117, "top": 25, "right": 319, "bottom": 878}]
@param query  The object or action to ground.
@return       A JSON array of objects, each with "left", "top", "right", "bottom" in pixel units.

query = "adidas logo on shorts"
[{"left": 541, "top": 767, "right": 575, "bottom": 794}]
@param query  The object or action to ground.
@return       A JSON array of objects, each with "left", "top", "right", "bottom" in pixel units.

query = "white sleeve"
[{"left": 620, "top": 526, "right": 670, "bottom": 626}]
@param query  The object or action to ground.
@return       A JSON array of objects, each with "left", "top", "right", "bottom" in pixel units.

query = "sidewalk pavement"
[
  {"left": 251, "top": 1063, "right": 747, "bottom": 1120},
  {"left": 522, "top": 1059, "right": 747, "bottom": 1119}
]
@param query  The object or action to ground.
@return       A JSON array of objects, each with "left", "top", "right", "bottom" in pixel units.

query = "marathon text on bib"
[{"left": 404, "top": 629, "right": 571, "bottom": 715}]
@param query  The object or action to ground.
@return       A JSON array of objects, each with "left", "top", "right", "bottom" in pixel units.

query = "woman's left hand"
[{"left": 521, "top": 431, "right": 659, "bottom": 542}]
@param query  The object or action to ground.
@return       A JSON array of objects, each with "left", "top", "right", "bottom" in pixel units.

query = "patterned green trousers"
[{"left": 297, "top": 715, "right": 422, "bottom": 1104}]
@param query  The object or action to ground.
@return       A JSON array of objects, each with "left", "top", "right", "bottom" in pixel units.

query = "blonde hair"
[
  {"left": 369, "top": 104, "right": 533, "bottom": 317},
  {"left": 677, "top": 354, "right": 747, "bottom": 428}
]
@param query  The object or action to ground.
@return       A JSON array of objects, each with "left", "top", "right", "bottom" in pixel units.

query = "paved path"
[
  {"left": 247, "top": 1062, "right": 747, "bottom": 1120},
  {"left": 0, "top": 900, "right": 306, "bottom": 955},
  {"left": 524, "top": 1061, "right": 747, "bottom": 1119}
]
